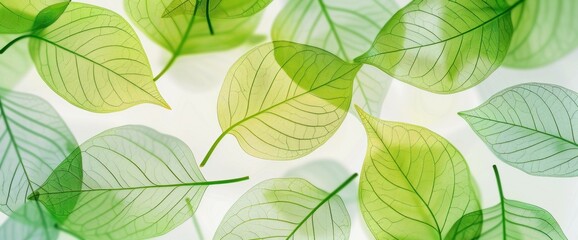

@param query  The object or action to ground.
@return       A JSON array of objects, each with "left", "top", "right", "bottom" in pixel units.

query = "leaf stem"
[
  {"left": 153, "top": 0, "right": 201, "bottom": 81},
  {"left": 205, "top": 0, "right": 215, "bottom": 35},
  {"left": 186, "top": 198, "right": 205, "bottom": 240},
  {"left": 0, "top": 34, "right": 33, "bottom": 54},
  {"left": 200, "top": 129, "right": 228, "bottom": 167},
  {"left": 286, "top": 173, "right": 359, "bottom": 239},
  {"left": 493, "top": 165, "right": 507, "bottom": 240}
]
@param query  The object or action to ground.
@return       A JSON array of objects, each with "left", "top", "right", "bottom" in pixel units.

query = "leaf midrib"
[{"left": 357, "top": 0, "right": 525, "bottom": 59}]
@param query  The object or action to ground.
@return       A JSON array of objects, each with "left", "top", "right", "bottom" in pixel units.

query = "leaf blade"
[
  {"left": 0, "top": 0, "right": 69, "bottom": 33},
  {"left": 29, "top": 3, "right": 169, "bottom": 112},
  {"left": 356, "top": 107, "right": 479, "bottom": 239}
]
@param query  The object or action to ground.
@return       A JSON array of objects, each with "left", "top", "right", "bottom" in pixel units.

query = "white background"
[{"left": 1, "top": 0, "right": 578, "bottom": 239}]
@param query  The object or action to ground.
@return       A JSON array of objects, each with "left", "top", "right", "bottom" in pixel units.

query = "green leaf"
[
  {"left": 201, "top": 41, "right": 360, "bottom": 166},
  {"left": 355, "top": 0, "right": 517, "bottom": 94},
  {"left": 0, "top": 201, "right": 59, "bottom": 240},
  {"left": 0, "top": 0, "right": 69, "bottom": 33},
  {"left": 125, "top": 0, "right": 262, "bottom": 56},
  {"left": 503, "top": 0, "right": 578, "bottom": 68},
  {"left": 0, "top": 35, "right": 32, "bottom": 89},
  {"left": 446, "top": 166, "right": 567, "bottom": 239},
  {"left": 460, "top": 83, "right": 578, "bottom": 177},
  {"left": 33, "top": 125, "right": 248, "bottom": 240},
  {"left": 0, "top": 89, "right": 77, "bottom": 215},
  {"left": 271, "top": 0, "right": 397, "bottom": 117},
  {"left": 162, "top": 0, "right": 272, "bottom": 18},
  {"left": 28, "top": 2, "right": 169, "bottom": 113},
  {"left": 356, "top": 107, "right": 480, "bottom": 239},
  {"left": 213, "top": 174, "right": 357, "bottom": 239}
]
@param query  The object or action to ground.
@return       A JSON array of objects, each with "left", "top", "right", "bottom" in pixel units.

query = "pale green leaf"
[
  {"left": 0, "top": 89, "right": 76, "bottom": 215},
  {"left": 33, "top": 125, "right": 247, "bottom": 239},
  {"left": 29, "top": 2, "right": 169, "bottom": 113},
  {"left": 0, "top": 35, "right": 31, "bottom": 89},
  {"left": 125, "top": 0, "right": 262, "bottom": 55},
  {"left": 271, "top": 0, "right": 396, "bottom": 116},
  {"left": 214, "top": 175, "right": 357, "bottom": 239},
  {"left": 0, "top": 0, "right": 69, "bottom": 33},
  {"left": 460, "top": 83, "right": 578, "bottom": 177},
  {"left": 206, "top": 41, "right": 360, "bottom": 163},
  {"left": 355, "top": 0, "right": 516, "bottom": 94},
  {"left": 356, "top": 107, "right": 480, "bottom": 239},
  {"left": 446, "top": 166, "right": 567, "bottom": 240},
  {"left": 504, "top": 0, "right": 578, "bottom": 68},
  {"left": 162, "top": 0, "right": 272, "bottom": 19},
  {"left": 0, "top": 201, "right": 59, "bottom": 240}
]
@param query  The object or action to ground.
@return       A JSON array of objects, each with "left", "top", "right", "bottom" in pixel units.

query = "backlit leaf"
[
  {"left": 29, "top": 2, "right": 169, "bottom": 112},
  {"left": 0, "top": 35, "right": 32, "bottom": 89},
  {"left": 460, "top": 83, "right": 578, "bottom": 177},
  {"left": 162, "top": 0, "right": 272, "bottom": 19},
  {"left": 33, "top": 125, "right": 247, "bottom": 239},
  {"left": 356, "top": 107, "right": 479, "bottom": 239},
  {"left": 214, "top": 174, "right": 357, "bottom": 239},
  {"left": 355, "top": 0, "right": 516, "bottom": 94},
  {"left": 0, "top": 89, "right": 76, "bottom": 215},
  {"left": 0, "top": 201, "right": 59, "bottom": 240},
  {"left": 0, "top": 0, "right": 69, "bottom": 33}
]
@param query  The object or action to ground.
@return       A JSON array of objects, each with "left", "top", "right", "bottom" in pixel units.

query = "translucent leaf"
[
  {"left": 214, "top": 175, "right": 357, "bottom": 239},
  {"left": 0, "top": 35, "right": 31, "bottom": 89},
  {"left": 446, "top": 166, "right": 567, "bottom": 240},
  {"left": 460, "top": 83, "right": 578, "bottom": 177},
  {"left": 29, "top": 2, "right": 169, "bottom": 113},
  {"left": 125, "top": 0, "right": 262, "bottom": 55},
  {"left": 162, "top": 0, "right": 272, "bottom": 19},
  {"left": 0, "top": 0, "right": 69, "bottom": 33},
  {"left": 0, "top": 89, "right": 76, "bottom": 215},
  {"left": 208, "top": 41, "right": 360, "bottom": 163},
  {"left": 355, "top": 0, "right": 516, "bottom": 94},
  {"left": 0, "top": 201, "right": 59, "bottom": 240},
  {"left": 271, "top": 0, "right": 396, "bottom": 117},
  {"left": 33, "top": 125, "right": 247, "bottom": 239},
  {"left": 356, "top": 107, "right": 480, "bottom": 239},
  {"left": 504, "top": 0, "right": 578, "bottom": 68}
]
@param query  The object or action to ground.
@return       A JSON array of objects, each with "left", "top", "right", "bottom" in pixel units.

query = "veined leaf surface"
[
  {"left": 0, "top": 89, "right": 76, "bottom": 215},
  {"left": 446, "top": 166, "right": 567, "bottom": 239},
  {"left": 162, "top": 0, "right": 272, "bottom": 18},
  {"left": 214, "top": 174, "right": 357, "bottom": 239},
  {"left": 29, "top": 3, "right": 169, "bottom": 112},
  {"left": 356, "top": 107, "right": 479, "bottom": 239},
  {"left": 504, "top": 0, "right": 578, "bottom": 68},
  {"left": 355, "top": 0, "right": 515, "bottom": 94},
  {"left": 209, "top": 41, "right": 360, "bottom": 163},
  {"left": 271, "top": 0, "right": 397, "bottom": 117},
  {"left": 125, "top": 0, "right": 262, "bottom": 56},
  {"left": 460, "top": 83, "right": 578, "bottom": 177},
  {"left": 0, "top": 0, "right": 68, "bottom": 33},
  {"left": 33, "top": 125, "right": 247, "bottom": 239}
]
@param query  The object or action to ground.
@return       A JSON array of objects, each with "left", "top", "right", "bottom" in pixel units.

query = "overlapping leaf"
[
  {"left": 29, "top": 3, "right": 169, "bottom": 112},
  {"left": 214, "top": 175, "right": 356, "bottom": 239},
  {"left": 271, "top": 0, "right": 396, "bottom": 117},
  {"left": 356, "top": 107, "right": 479, "bottom": 239},
  {"left": 125, "top": 0, "right": 262, "bottom": 56},
  {"left": 33, "top": 125, "right": 246, "bottom": 239},
  {"left": 355, "top": 0, "right": 516, "bottom": 94},
  {"left": 162, "top": 0, "right": 272, "bottom": 18},
  {"left": 446, "top": 166, "right": 567, "bottom": 239},
  {"left": 460, "top": 83, "right": 578, "bottom": 177},
  {"left": 0, "top": 0, "right": 69, "bottom": 33},
  {"left": 0, "top": 89, "right": 76, "bottom": 215},
  {"left": 0, "top": 35, "right": 31, "bottom": 89},
  {"left": 0, "top": 201, "right": 59, "bottom": 240},
  {"left": 504, "top": 0, "right": 578, "bottom": 68},
  {"left": 208, "top": 41, "right": 360, "bottom": 163}
]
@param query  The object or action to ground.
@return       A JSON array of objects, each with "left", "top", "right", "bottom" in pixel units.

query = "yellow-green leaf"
[
  {"left": 29, "top": 3, "right": 169, "bottom": 112},
  {"left": 0, "top": 0, "right": 69, "bottom": 33},
  {"left": 162, "top": 0, "right": 272, "bottom": 19}
]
